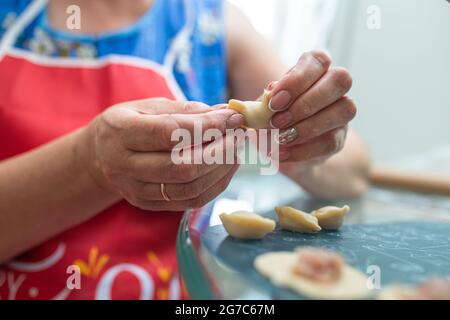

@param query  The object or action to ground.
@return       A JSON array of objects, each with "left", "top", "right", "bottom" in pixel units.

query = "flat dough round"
[
  {"left": 220, "top": 211, "right": 275, "bottom": 240},
  {"left": 377, "top": 285, "right": 417, "bottom": 300},
  {"left": 228, "top": 90, "right": 274, "bottom": 129},
  {"left": 311, "top": 205, "right": 350, "bottom": 230},
  {"left": 254, "top": 251, "right": 371, "bottom": 300},
  {"left": 378, "top": 279, "right": 450, "bottom": 300},
  {"left": 275, "top": 207, "right": 321, "bottom": 233}
]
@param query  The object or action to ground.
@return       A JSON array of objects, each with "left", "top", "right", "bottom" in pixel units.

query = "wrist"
[{"left": 72, "top": 124, "right": 121, "bottom": 201}]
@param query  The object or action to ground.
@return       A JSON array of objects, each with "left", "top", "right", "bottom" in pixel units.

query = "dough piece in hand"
[
  {"left": 228, "top": 90, "right": 274, "bottom": 129},
  {"left": 275, "top": 207, "right": 321, "bottom": 233},
  {"left": 378, "top": 278, "right": 450, "bottom": 300},
  {"left": 311, "top": 205, "right": 350, "bottom": 230},
  {"left": 219, "top": 211, "right": 275, "bottom": 240},
  {"left": 254, "top": 247, "right": 371, "bottom": 300}
]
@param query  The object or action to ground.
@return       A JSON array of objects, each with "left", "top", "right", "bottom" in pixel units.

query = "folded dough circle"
[
  {"left": 219, "top": 211, "right": 276, "bottom": 240},
  {"left": 228, "top": 90, "right": 274, "bottom": 129},
  {"left": 254, "top": 250, "right": 371, "bottom": 300},
  {"left": 275, "top": 207, "right": 321, "bottom": 233},
  {"left": 311, "top": 205, "right": 350, "bottom": 230}
]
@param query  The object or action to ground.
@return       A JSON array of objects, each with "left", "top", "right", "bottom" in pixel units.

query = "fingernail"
[
  {"left": 269, "top": 90, "right": 291, "bottom": 111},
  {"left": 270, "top": 112, "right": 293, "bottom": 129},
  {"left": 226, "top": 114, "right": 244, "bottom": 129},
  {"left": 275, "top": 128, "right": 299, "bottom": 145}
]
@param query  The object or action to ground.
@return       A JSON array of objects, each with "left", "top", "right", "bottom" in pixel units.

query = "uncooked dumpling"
[
  {"left": 311, "top": 205, "right": 350, "bottom": 230},
  {"left": 254, "top": 248, "right": 371, "bottom": 300},
  {"left": 275, "top": 207, "right": 321, "bottom": 233},
  {"left": 228, "top": 90, "right": 274, "bottom": 129},
  {"left": 220, "top": 211, "right": 276, "bottom": 240}
]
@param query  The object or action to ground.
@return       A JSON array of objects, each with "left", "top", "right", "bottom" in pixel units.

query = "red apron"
[{"left": 0, "top": 1, "right": 188, "bottom": 300}]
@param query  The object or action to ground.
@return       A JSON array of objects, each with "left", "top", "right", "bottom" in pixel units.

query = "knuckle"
[
  {"left": 101, "top": 165, "right": 117, "bottom": 181},
  {"left": 123, "top": 153, "right": 140, "bottom": 173},
  {"left": 176, "top": 184, "right": 191, "bottom": 200},
  {"left": 295, "top": 68, "right": 316, "bottom": 85},
  {"left": 173, "top": 164, "right": 199, "bottom": 183},
  {"left": 181, "top": 101, "right": 197, "bottom": 113},
  {"left": 95, "top": 120, "right": 110, "bottom": 141},
  {"left": 179, "top": 181, "right": 202, "bottom": 200},
  {"left": 96, "top": 112, "right": 119, "bottom": 142},
  {"left": 191, "top": 181, "right": 205, "bottom": 199},
  {"left": 298, "top": 98, "right": 315, "bottom": 118},
  {"left": 160, "top": 119, "right": 180, "bottom": 149},
  {"left": 183, "top": 101, "right": 208, "bottom": 113},
  {"left": 341, "top": 97, "right": 357, "bottom": 120},
  {"left": 101, "top": 108, "right": 121, "bottom": 126},
  {"left": 330, "top": 67, "right": 353, "bottom": 92},
  {"left": 204, "top": 113, "right": 226, "bottom": 133}
]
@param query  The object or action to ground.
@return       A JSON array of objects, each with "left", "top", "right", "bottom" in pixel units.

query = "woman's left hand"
[{"left": 268, "top": 50, "right": 356, "bottom": 166}]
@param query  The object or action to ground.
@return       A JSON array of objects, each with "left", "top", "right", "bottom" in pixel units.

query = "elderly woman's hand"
[
  {"left": 80, "top": 98, "right": 244, "bottom": 211},
  {"left": 269, "top": 51, "right": 356, "bottom": 166},
  {"left": 266, "top": 51, "right": 369, "bottom": 198}
]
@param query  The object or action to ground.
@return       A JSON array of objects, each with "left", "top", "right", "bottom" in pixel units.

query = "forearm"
[
  {"left": 281, "top": 130, "right": 371, "bottom": 199},
  {"left": 0, "top": 127, "right": 119, "bottom": 263},
  {"left": 226, "top": 3, "right": 284, "bottom": 101}
]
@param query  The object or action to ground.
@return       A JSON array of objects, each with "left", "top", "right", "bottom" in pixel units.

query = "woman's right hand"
[{"left": 78, "top": 98, "right": 244, "bottom": 211}]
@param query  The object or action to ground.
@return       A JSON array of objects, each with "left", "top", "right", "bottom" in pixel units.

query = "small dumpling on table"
[
  {"left": 275, "top": 206, "right": 321, "bottom": 233},
  {"left": 311, "top": 205, "right": 350, "bottom": 230},
  {"left": 220, "top": 211, "right": 276, "bottom": 240}
]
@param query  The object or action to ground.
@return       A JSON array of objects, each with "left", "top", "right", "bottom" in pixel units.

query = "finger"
[
  {"left": 186, "top": 164, "right": 239, "bottom": 208},
  {"left": 122, "top": 151, "right": 219, "bottom": 184},
  {"left": 118, "top": 98, "right": 214, "bottom": 115},
  {"left": 118, "top": 108, "right": 243, "bottom": 151},
  {"left": 269, "top": 51, "right": 331, "bottom": 112},
  {"left": 123, "top": 134, "right": 239, "bottom": 183},
  {"left": 129, "top": 164, "right": 240, "bottom": 211},
  {"left": 168, "top": 110, "right": 244, "bottom": 148},
  {"left": 279, "top": 127, "right": 348, "bottom": 163},
  {"left": 274, "top": 97, "right": 356, "bottom": 146},
  {"left": 131, "top": 164, "right": 236, "bottom": 201},
  {"left": 271, "top": 67, "right": 353, "bottom": 128}
]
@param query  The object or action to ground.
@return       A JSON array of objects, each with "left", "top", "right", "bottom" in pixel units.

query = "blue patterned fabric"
[{"left": 0, "top": 0, "right": 228, "bottom": 105}]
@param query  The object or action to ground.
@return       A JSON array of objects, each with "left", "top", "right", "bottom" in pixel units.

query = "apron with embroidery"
[{"left": 0, "top": 0, "right": 226, "bottom": 300}]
